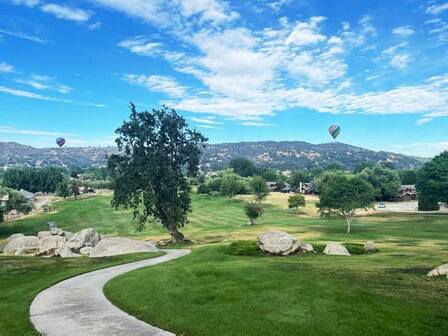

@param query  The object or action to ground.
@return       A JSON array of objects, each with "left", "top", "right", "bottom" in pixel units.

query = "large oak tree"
[{"left": 108, "top": 104, "right": 207, "bottom": 243}]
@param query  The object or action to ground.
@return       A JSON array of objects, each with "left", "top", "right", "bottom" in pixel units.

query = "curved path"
[{"left": 30, "top": 249, "right": 190, "bottom": 336}]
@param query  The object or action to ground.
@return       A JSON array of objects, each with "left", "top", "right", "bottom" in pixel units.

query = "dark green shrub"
[
  {"left": 343, "top": 243, "right": 366, "bottom": 255},
  {"left": 226, "top": 240, "right": 263, "bottom": 256},
  {"left": 313, "top": 243, "right": 326, "bottom": 253},
  {"left": 197, "top": 183, "right": 209, "bottom": 194}
]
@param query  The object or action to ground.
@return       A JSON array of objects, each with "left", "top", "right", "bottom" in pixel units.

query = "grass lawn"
[
  {"left": 0, "top": 252, "right": 163, "bottom": 336},
  {"left": 1, "top": 193, "right": 448, "bottom": 335},
  {"left": 105, "top": 245, "right": 448, "bottom": 336}
]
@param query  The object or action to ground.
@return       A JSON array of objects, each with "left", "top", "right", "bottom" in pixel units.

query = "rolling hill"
[{"left": 0, "top": 141, "right": 424, "bottom": 171}]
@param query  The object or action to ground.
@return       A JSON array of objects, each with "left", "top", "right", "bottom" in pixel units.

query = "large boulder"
[
  {"left": 427, "top": 264, "right": 448, "bottom": 278},
  {"left": 300, "top": 243, "right": 314, "bottom": 253},
  {"left": 6, "top": 233, "right": 25, "bottom": 242},
  {"left": 38, "top": 231, "right": 53, "bottom": 239},
  {"left": 37, "top": 235, "right": 67, "bottom": 256},
  {"left": 55, "top": 245, "right": 81, "bottom": 258},
  {"left": 364, "top": 240, "right": 377, "bottom": 252},
  {"left": 89, "top": 237, "right": 158, "bottom": 258},
  {"left": 323, "top": 243, "right": 350, "bottom": 256},
  {"left": 80, "top": 246, "right": 92, "bottom": 256},
  {"left": 67, "top": 228, "right": 101, "bottom": 252},
  {"left": 3, "top": 236, "right": 39, "bottom": 256},
  {"left": 256, "top": 231, "right": 302, "bottom": 256}
]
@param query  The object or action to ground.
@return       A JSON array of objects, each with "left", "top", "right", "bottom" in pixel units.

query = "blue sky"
[{"left": 1, "top": 0, "right": 448, "bottom": 157}]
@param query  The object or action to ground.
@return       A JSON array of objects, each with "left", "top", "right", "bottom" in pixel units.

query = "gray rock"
[
  {"left": 63, "top": 231, "right": 74, "bottom": 240},
  {"left": 38, "top": 231, "right": 53, "bottom": 239},
  {"left": 67, "top": 228, "right": 101, "bottom": 252},
  {"left": 364, "top": 240, "right": 377, "bottom": 252},
  {"left": 38, "top": 235, "right": 67, "bottom": 256},
  {"left": 256, "top": 231, "right": 302, "bottom": 256},
  {"left": 6, "top": 233, "right": 25, "bottom": 242},
  {"left": 300, "top": 243, "right": 314, "bottom": 253},
  {"left": 55, "top": 246, "right": 81, "bottom": 258},
  {"left": 323, "top": 243, "right": 350, "bottom": 256},
  {"left": 80, "top": 246, "right": 92, "bottom": 256},
  {"left": 50, "top": 228, "right": 63, "bottom": 236},
  {"left": 3, "top": 236, "right": 39, "bottom": 255},
  {"left": 89, "top": 237, "right": 158, "bottom": 258},
  {"left": 427, "top": 264, "right": 448, "bottom": 277}
]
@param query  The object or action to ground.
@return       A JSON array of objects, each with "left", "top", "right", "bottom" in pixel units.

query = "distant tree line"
[{"left": 2, "top": 167, "right": 66, "bottom": 193}]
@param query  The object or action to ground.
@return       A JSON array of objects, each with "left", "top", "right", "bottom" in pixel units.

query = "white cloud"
[
  {"left": 0, "top": 85, "right": 57, "bottom": 100},
  {"left": 124, "top": 74, "right": 186, "bottom": 98},
  {"left": 190, "top": 116, "right": 222, "bottom": 125},
  {"left": 416, "top": 117, "right": 433, "bottom": 125},
  {"left": 393, "top": 25, "right": 414, "bottom": 36},
  {"left": 0, "top": 28, "right": 47, "bottom": 44},
  {"left": 426, "top": 2, "right": 448, "bottom": 15},
  {"left": 118, "top": 36, "right": 162, "bottom": 56},
  {"left": 0, "top": 62, "right": 15, "bottom": 73},
  {"left": 392, "top": 141, "right": 448, "bottom": 157},
  {"left": 285, "top": 16, "right": 327, "bottom": 45},
  {"left": 11, "top": 0, "right": 40, "bottom": 7},
  {"left": 40, "top": 4, "right": 91, "bottom": 22},
  {"left": 15, "top": 75, "right": 73, "bottom": 94},
  {"left": 0, "top": 125, "right": 77, "bottom": 137},
  {"left": 390, "top": 53, "right": 412, "bottom": 69},
  {"left": 240, "top": 121, "right": 275, "bottom": 127}
]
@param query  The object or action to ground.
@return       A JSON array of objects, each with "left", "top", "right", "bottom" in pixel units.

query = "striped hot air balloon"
[
  {"left": 328, "top": 125, "right": 341, "bottom": 141},
  {"left": 56, "top": 137, "right": 65, "bottom": 147}
]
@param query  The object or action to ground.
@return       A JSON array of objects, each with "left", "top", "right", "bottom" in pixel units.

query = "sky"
[{"left": 0, "top": 0, "right": 448, "bottom": 157}]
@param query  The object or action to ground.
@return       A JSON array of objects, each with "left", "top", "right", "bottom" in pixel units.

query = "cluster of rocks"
[
  {"left": 256, "top": 231, "right": 376, "bottom": 256},
  {"left": 1, "top": 228, "right": 158, "bottom": 258},
  {"left": 427, "top": 264, "right": 448, "bottom": 278}
]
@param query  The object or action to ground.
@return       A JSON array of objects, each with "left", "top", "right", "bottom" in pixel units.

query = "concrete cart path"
[{"left": 30, "top": 249, "right": 190, "bottom": 336}]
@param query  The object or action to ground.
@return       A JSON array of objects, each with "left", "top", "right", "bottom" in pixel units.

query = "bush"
[
  {"left": 226, "top": 240, "right": 263, "bottom": 256},
  {"left": 343, "top": 243, "right": 367, "bottom": 255},
  {"left": 244, "top": 201, "right": 263, "bottom": 225},
  {"left": 197, "top": 183, "right": 209, "bottom": 194},
  {"left": 312, "top": 243, "right": 326, "bottom": 253},
  {"left": 418, "top": 197, "right": 440, "bottom": 211}
]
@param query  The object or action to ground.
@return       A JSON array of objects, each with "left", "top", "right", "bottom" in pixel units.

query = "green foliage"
[
  {"left": 70, "top": 179, "right": 81, "bottom": 200},
  {"left": 197, "top": 183, "right": 209, "bottom": 194},
  {"left": 288, "top": 194, "right": 306, "bottom": 213},
  {"left": 343, "top": 243, "right": 367, "bottom": 255},
  {"left": 398, "top": 170, "right": 417, "bottom": 185},
  {"left": 2, "top": 167, "right": 66, "bottom": 193},
  {"left": 289, "top": 170, "right": 312, "bottom": 189},
  {"left": 220, "top": 173, "right": 249, "bottom": 198},
  {"left": 229, "top": 157, "right": 257, "bottom": 177},
  {"left": 316, "top": 173, "right": 375, "bottom": 233},
  {"left": 108, "top": 104, "right": 207, "bottom": 242},
  {"left": 257, "top": 168, "right": 280, "bottom": 181},
  {"left": 416, "top": 152, "right": 448, "bottom": 211},
  {"left": 0, "top": 187, "right": 33, "bottom": 223},
  {"left": 250, "top": 176, "right": 269, "bottom": 202},
  {"left": 359, "top": 165, "right": 401, "bottom": 201},
  {"left": 226, "top": 240, "right": 263, "bottom": 256},
  {"left": 56, "top": 178, "right": 71, "bottom": 199},
  {"left": 244, "top": 201, "right": 263, "bottom": 225}
]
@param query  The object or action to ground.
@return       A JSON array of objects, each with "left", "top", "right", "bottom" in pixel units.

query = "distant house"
[
  {"left": 266, "top": 181, "right": 279, "bottom": 191},
  {"left": 19, "top": 189, "right": 36, "bottom": 202},
  {"left": 393, "top": 185, "right": 417, "bottom": 202},
  {"left": 297, "top": 182, "right": 315, "bottom": 195},
  {"left": 279, "top": 182, "right": 292, "bottom": 193},
  {"left": 0, "top": 193, "right": 9, "bottom": 207}
]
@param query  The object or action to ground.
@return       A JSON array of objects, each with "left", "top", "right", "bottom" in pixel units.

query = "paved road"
[{"left": 30, "top": 249, "right": 190, "bottom": 336}]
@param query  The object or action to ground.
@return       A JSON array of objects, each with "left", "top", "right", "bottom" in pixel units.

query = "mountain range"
[{"left": 0, "top": 141, "right": 424, "bottom": 171}]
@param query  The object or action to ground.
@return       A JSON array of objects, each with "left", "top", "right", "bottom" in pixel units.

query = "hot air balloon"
[
  {"left": 328, "top": 125, "right": 341, "bottom": 141},
  {"left": 56, "top": 137, "right": 65, "bottom": 147}
]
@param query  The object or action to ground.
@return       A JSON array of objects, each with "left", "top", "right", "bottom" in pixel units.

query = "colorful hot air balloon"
[
  {"left": 328, "top": 125, "right": 341, "bottom": 141},
  {"left": 56, "top": 137, "right": 65, "bottom": 147}
]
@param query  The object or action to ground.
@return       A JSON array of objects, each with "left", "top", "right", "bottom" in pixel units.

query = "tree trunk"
[
  {"left": 247, "top": 218, "right": 255, "bottom": 225},
  {"left": 345, "top": 212, "right": 353, "bottom": 234},
  {"left": 166, "top": 223, "right": 186, "bottom": 243}
]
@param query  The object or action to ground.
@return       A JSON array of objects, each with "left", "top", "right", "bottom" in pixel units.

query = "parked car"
[{"left": 378, "top": 202, "right": 386, "bottom": 209}]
